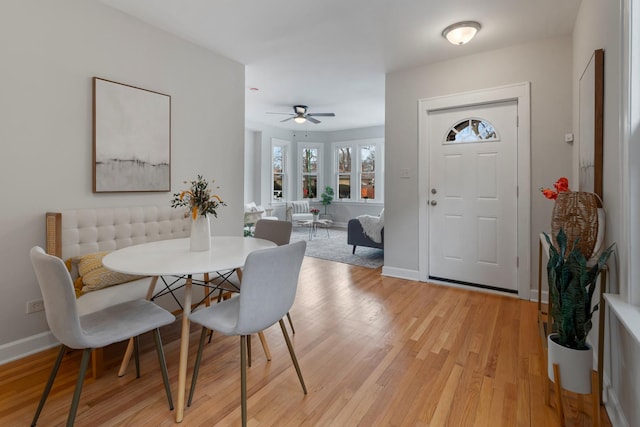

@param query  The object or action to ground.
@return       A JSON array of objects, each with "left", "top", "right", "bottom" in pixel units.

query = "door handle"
[{"left": 430, "top": 200, "right": 437, "bottom": 206}]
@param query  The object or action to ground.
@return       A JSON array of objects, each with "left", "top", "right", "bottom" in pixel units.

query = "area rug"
[{"left": 289, "top": 226, "right": 384, "bottom": 269}]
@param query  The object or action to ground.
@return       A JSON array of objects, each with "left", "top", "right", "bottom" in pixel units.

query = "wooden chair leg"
[
  {"left": 592, "top": 370, "right": 601, "bottom": 427},
  {"left": 553, "top": 363, "right": 565, "bottom": 427},
  {"left": 118, "top": 277, "right": 158, "bottom": 377},
  {"left": 204, "top": 273, "right": 211, "bottom": 307},
  {"left": 118, "top": 339, "right": 135, "bottom": 377},
  {"left": 257, "top": 331, "right": 272, "bottom": 361},
  {"left": 91, "top": 348, "right": 104, "bottom": 379}
]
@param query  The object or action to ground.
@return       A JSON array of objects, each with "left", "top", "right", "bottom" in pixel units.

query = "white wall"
[
  {"left": 385, "top": 36, "right": 574, "bottom": 286},
  {"left": 0, "top": 0, "right": 245, "bottom": 360},
  {"left": 573, "top": 1, "right": 638, "bottom": 426},
  {"left": 244, "top": 129, "right": 259, "bottom": 203}
]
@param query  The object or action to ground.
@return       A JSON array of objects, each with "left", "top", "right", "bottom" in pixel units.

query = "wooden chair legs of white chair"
[
  {"left": 187, "top": 319, "right": 307, "bottom": 426},
  {"left": 32, "top": 329, "right": 173, "bottom": 427}
]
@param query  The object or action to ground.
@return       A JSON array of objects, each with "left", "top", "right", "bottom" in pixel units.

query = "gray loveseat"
[{"left": 347, "top": 219, "right": 384, "bottom": 253}]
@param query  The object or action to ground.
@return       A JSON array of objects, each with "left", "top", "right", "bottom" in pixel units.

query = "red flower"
[
  {"left": 554, "top": 177, "right": 569, "bottom": 193},
  {"left": 542, "top": 188, "right": 558, "bottom": 200},
  {"left": 540, "top": 177, "right": 570, "bottom": 200}
]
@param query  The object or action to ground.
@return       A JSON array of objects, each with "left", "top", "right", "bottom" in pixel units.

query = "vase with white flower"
[{"left": 171, "top": 175, "right": 226, "bottom": 251}]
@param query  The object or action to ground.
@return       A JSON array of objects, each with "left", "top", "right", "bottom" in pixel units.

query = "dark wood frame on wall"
[
  {"left": 578, "top": 49, "right": 604, "bottom": 203},
  {"left": 92, "top": 77, "right": 171, "bottom": 193}
]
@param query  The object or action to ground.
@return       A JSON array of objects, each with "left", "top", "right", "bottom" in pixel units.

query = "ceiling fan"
[{"left": 267, "top": 105, "right": 335, "bottom": 124}]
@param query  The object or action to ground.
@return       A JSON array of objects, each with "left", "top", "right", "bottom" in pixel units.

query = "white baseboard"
[
  {"left": 529, "top": 288, "right": 548, "bottom": 304},
  {"left": 0, "top": 331, "right": 58, "bottom": 365},
  {"left": 603, "top": 373, "right": 630, "bottom": 427},
  {"left": 381, "top": 266, "right": 420, "bottom": 281}
]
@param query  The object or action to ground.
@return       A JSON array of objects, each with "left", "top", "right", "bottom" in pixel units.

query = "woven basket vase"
[{"left": 551, "top": 191, "right": 599, "bottom": 259}]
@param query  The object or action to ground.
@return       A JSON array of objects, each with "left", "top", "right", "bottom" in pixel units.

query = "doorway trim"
[{"left": 418, "top": 83, "right": 531, "bottom": 299}]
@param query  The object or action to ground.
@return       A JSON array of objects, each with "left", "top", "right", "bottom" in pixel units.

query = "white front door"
[{"left": 427, "top": 100, "right": 518, "bottom": 292}]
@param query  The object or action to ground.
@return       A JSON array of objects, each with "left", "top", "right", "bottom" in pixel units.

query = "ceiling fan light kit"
[
  {"left": 267, "top": 104, "right": 336, "bottom": 125},
  {"left": 442, "top": 21, "right": 481, "bottom": 45}
]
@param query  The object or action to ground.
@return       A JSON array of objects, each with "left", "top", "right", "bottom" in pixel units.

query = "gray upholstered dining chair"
[
  {"left": 187, "top": 241, "right": 307, "bottom": 427},
  {"left": 254, "top": 219, "right": 296, "bottom": 334},
  {"left": 29, "top": 247, "right": 175, "bottom": 427},
  {"left": 214, "top": 219, "right": 296, "bottom": 363}
]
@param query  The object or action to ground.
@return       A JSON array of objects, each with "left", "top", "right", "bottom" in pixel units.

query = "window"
[
  {"left": 333, "top": 139, "right": 384, "bottom": 202},
  {"left": 360, "top": 145, "right": 376, "bottom": 199},
  {"left": 337, "top": 146, "right": 352, "bottom": 199},
  {"left": 445, "top": 118, "right": 498, "bottom": 143},
  {"left": 272, "top": 140, "right": 289, "bottom": 202},
  {"left": 299, "top": 144, "right": 321, "bottom": 199}
]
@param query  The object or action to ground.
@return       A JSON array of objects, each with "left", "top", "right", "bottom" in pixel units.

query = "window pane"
[
  {"left": 302, "top": 175, "right": 317, "bottom": 199},
  {"left": 337, "top": 147, "right": 351, "bottom": 173},
  {"left": 273, "top": 174, "right": 283, "bottom": 201},
  {"left": 446, "top": 119, "right": 497, "bottom": 143},
  {"left": 338, "top": 175, "right": 351, "bottom": 199},
  {"left": 360, "top": 146, "right": 375, "bottom": 173},
  {"left": 273, "top": 146, "right": 284, "bottom": 173},
  {"left": 361, "top": 172, "right": 375, "bottom": 199},
  {"left": 302, "top": 148, "right": 318, "bottom": 173}
]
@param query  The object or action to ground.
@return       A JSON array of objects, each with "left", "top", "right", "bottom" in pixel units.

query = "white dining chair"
[
  {"left": 254, "top": 219, "right": 296, "bottom": 334},
  {"left": 211, "top": 219, "right": 295, "bottom": 363},
  {"left": 29, "top": 247, "right": 175, "bottom": 427},
  {"left": 187, "top": 241, "right": 307, "bottom": 427}
]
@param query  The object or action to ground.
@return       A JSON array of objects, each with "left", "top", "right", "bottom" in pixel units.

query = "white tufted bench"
[{"left": 45, "top": 206, "right": 191, "bottom": 377}]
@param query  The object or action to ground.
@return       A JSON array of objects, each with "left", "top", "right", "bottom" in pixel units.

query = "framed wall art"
[
  {"left": 93, "top": 77, "right": 171, "bottom": 193},
  {"left": 578, "top": 49, "right": 604, "bottom": 202}
]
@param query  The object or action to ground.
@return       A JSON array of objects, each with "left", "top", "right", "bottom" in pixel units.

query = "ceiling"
[{"left": 100, "top": 0, "right": 581, "bottom": 132}]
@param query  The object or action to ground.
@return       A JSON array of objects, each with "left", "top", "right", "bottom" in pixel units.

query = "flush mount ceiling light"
[{"left": 442, "top": 21, "right": 481, "bottom": 45}]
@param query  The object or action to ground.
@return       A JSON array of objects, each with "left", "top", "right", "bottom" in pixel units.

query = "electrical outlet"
[{"left": 26, "top": 300, "right": 45, "bottom": 314}]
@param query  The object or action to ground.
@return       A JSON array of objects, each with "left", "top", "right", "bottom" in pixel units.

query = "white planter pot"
[
  {"left": 547, "top": 334, "right": 593, "bottom": 394},
  {"left": 190, "top": 215, "right": 211, "bottom": 251}
]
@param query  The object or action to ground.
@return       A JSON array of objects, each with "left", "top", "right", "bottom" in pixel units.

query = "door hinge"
[
  {"left": 517, "top": 115, "right": 519, "bottom": 127},
  {"left": 517, "top": 185, "right": 519, "bottom": 197},
  {"left": 517, "top": 256, "right": 519, "bottom": 268}
]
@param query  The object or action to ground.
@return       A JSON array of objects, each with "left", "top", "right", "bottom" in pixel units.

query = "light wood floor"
[{"left": 0, "top": 257, "right": 611, "bottom": 426}]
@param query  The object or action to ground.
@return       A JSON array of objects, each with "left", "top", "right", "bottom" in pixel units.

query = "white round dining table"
[{"left": 103, "top": 236, "right": 275, "bottom": 423}]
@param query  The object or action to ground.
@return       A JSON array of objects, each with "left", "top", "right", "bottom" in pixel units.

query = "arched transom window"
[{"left": 445, "top": 118, "right": 498, "bottom": 143}]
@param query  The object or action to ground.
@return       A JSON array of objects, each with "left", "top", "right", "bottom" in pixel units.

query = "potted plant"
[
  {"left": 320, "top": 186, "right": 334, "bottom": 219},
  {"left": 544, "top": 228, "right": 613, "bottom": 394}
]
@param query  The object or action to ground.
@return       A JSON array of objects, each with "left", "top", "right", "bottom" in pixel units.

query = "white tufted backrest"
[{"left": 46, "top": 206, "right": 191, "bottom": 261}]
